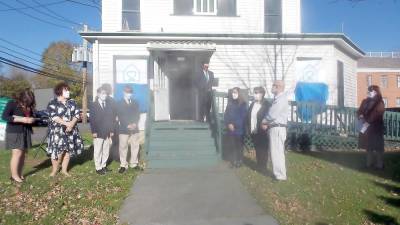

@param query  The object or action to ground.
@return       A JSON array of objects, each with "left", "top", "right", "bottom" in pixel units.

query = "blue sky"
[{"left": 0, "top": 0, "right": 399, "bottom": 66}]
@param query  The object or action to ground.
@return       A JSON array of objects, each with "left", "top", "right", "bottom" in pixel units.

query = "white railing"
[{"left": 366, "top": 52, "right": 400, "bottom": 58}]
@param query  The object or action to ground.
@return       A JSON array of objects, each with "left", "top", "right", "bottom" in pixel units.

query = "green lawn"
[
  {"left": 237, "top": 150, "right": 400, "bottom": 225},
  {"left": 0, "top": 133, "right": 139, "bottom": 225}
]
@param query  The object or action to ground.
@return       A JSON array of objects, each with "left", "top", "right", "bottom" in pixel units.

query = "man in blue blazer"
[{"left": 196, "top": 62, "right": 214, "bottom": 122}]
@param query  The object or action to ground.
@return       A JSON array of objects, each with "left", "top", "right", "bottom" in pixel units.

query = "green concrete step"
[{"left": 147, "top": 157, "right": 219, "bottom": 169}]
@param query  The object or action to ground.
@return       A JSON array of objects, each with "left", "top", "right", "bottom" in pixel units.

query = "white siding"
[
  {"left": 140, "top": 0, "right": 264, "bottom": 33},
  {"left": 282, "top": 0, "right": 301, "bottom": 33},
  {"left": 334, "top": 47, "right": 358, "bottom": 107},
  {"left": 102, "top": 0, "right": 122, "bottom": 32}
]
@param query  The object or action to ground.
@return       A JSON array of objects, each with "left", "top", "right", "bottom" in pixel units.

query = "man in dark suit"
[
  {"left": 247, "top": 86, "right": 271, "bottom": 172},
  {"left": 196, "top": 62, "right": 214, "bottom": 122},
  {"left": 116, "top": 85, "right": 140, "bottom": 173},
  {"left": 90, "top": 87, "right": 116, "bottom": 175}
]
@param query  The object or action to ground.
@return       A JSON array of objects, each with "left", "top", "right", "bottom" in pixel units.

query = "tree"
[
  {"left": 0, "top": 68, "right": 32, "bottom": 98},
  {"left": 31, "top": 41, "right": 84, "bottom": 106}
]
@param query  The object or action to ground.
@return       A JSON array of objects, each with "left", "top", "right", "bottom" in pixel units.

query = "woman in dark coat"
[
  {"left": 224, "top": 87, "right": 248, "bottom": 168},
  {"left": 247, "top": 87, "right": 271, "bottom": 172},
  {"left": 2, "top": 89, "right": 36, "bottom": 183},
  {"left": 357, "top": 85, "right": 385, "bottom": 169}
]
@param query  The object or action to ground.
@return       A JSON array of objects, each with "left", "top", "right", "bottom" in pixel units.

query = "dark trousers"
[
  {"left": 251, "top": 132, "right": 269, "bottom": 170},
  {"left": 225, "top": 135, "right": 243, "bottom": 165},
  {"left": 199, "top": 91, "right": 212, "bottom": 122}
]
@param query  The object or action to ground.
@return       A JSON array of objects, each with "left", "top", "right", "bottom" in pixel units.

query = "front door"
[
  {"left": 153, "top": 57, "right": 170, "bottom": 121},
  {"left": 167, "top": 53, "right": 197, "bottom": 120}
]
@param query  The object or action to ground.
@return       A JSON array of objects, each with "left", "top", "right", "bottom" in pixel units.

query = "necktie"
[{"left": 204, "top": 71, "right": 208, "bottom": 81}]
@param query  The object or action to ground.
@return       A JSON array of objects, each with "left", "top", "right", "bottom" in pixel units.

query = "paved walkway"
[{"left": 118, "top": 163, "right": 278, "bottom": 225}]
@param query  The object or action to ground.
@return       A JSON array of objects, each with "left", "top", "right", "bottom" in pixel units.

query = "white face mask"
[
  {"left": 99, "top": 94, "right": 107, "bottom": 101},
  {"left": 368, "top": 90, "right": 377, "bottom": 98},
  {"left": 232, "top": 92, "right": 239, "bottom": 100},
  {"left": 124, "top": 92, "right": 132, "bottom": 100},
  {"left": 63, "top": 90, "right": 70, "bottom": 99},
  {"left": 254, "top": 93, "right": 263, "bottom": 101}
]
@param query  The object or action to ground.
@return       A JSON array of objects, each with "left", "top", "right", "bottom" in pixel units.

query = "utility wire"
[
  {"left": 0, "top": 0, "right": 67, "bottom": 12},
  {"left": 0, "top": 49, "right": 79, "bottom": 79},
  {"left": 0, "top": 56, "right": 82, "bottom": 83},
  {"left": 65, "top": 0, "right": 100, "bottom": 11},
  {"left": 31, "top": 0, "right": 82, "bottom": 27},
  {"left": 0, "top": 1, "right": 72, "bottom": 29},
  {"left": 15, "top": 0, "right": 81, "bottom": 27}
]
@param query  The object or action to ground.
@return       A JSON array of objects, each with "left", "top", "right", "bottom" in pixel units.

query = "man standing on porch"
[
  {"left": 196, "top": 62, "right": 214, "bottom": 122},
  {"left": 117, "top": 86, "right": 140, "bottom": 173},
  {"left": 262, "top": 80, "right": 289, "bottom": 181}
]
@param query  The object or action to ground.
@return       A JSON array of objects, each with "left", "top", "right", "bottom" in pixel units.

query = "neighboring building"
[
  {"left": 357, "top": 52, "right": 400, "bottom": 108},
  {"left": 34, "top": 88, "right": 54, "bottom": 110},
  {"left": 81, "top": 0, "right": 364, "bottom": 121}
]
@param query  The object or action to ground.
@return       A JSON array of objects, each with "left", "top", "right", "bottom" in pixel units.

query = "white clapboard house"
[{"left": 81, "top": 0, "right": 364, "bottom": 122}]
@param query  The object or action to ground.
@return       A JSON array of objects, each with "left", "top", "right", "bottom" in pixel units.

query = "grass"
[
  {"left": 0, "top": 133, "right": 140, "bottom": 225},
  {"left": 236, "top": 149, "right": 400, "bottom": 225}
]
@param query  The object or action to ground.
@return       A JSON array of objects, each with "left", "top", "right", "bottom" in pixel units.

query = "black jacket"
[
  {"left": 246, "top": 99, "right": 271, "bottom": 135},
  {"left": 116, "top": 99, "right": 140, "bottom": 134},
  {"left": 89, "top": 99, "right": 116, "bottom": 139},
  {"left": 196, "top": 69, "right": 214, "bottom": 92},
  {"left": 1, "top": 101, "right": 33, "bottom": 133}
]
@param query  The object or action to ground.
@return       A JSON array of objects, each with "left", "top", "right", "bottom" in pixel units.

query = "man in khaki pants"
[{"left": 116, "top": 86, "right": 140, "bottom": 173}]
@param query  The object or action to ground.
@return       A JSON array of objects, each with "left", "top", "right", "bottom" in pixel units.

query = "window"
[
  {"left": 381, "top": 75, "right": 388, "bottom": 88},
  {"left": 367, "top": 75, "right": 372, "bottom": 87},
  {"left": 194, "top": 0, "right": 217, "bottom": 15},
  {"left": 174, "top": 0, "right": 236, "bottom": 16},
  {"left": 122, "top": 0, "right": 140, "bottom": 31},
  {"left": 397, "top": 75, "right": 400, "bottom": 88},
  {"left": 383, "top": 98, "right": 388, "bottom": 108},
  {"left": 264, "top": 0, "right": 282, "bottom": 33},
  {"left": 396, "top": 98, "right": 400, "bottom": 107}
]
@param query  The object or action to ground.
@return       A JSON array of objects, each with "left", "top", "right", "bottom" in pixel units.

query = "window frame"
[
  {"left": 396, "top": 97, "right": 400, "bottom": 107},
  {"left": 122, "top": 0, "right": 141, "bottom": 31},
  {"left": 383, "top": 97, "right": 388, "bottom": 108},
  {"left": 366, "top": 74, "right": 372, "bottom": 87},
  {"left": 380, "top": 75, "right": 388, "bottom": 88},
  {"left": 193, "top": 0, "right": 218, "bottom": 15},
  {"left": 397, "top": 75, "right": 400, "bottom": 88}
]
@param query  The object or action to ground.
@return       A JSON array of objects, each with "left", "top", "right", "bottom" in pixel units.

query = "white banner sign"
[
  {"left": 295, "top": 59, "right": 326, "bottom": 83},
  {"left": 116, "top": 59, "right": 147, "bottom": 84},
  {"left": 0, "top": 122, "right": 6, "bottom": 142}
]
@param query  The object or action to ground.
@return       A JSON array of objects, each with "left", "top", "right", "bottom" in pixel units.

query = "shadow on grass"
[
  {"left": 363, "top": 209, "right": 399, "bottom": 225},
  {"left": 303, "top": 151, "right": 400, "bottom": 182}
]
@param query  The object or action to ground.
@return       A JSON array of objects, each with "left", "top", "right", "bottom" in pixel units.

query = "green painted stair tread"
[
  {"left": 147, "top": 154, "right": 218, "bottom": 161},
  {"left": 148, "top": 150, "right": 217, "bottom": 157},
  {"left": 147, "top": 158, "right": 219, "bottom": 169},
  {"left": 148, "top": 141, "right": 215, "bottom": 147}
]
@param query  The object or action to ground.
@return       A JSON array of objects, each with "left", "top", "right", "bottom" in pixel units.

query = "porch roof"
[{"left": 147, "top": 40, "right": 216, "bottom": 51}]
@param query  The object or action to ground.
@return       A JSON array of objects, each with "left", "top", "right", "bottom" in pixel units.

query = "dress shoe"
[
  {"left": 103, "top": 167, "right": 112, "bottom": 173},
  {"left": 96, "top": 169, "right": 105, "bottom": 175},
  {"left": 118, "top": 167, "right": 126, "bottom": 174}
]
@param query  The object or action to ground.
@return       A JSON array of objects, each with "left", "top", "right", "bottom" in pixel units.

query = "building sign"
[
  {"left": 0, "top": 122, "right": 6, "bottom": 141},
  {"left": 295, "top": 58, "right": 326, "bottom": 83}
]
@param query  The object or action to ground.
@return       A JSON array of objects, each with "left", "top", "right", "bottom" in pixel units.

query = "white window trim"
[{"left": 193, "top": 0, "right": 217, "bottom": 15}]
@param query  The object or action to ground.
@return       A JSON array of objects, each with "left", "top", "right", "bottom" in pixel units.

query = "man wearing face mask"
[
  {"left": 116, "top": 86, "right": 140, "bottom": 173},
  {"left": 262, "top": 80, "right": 289, "bottom": 181},
  {"left": 90, "top": 87, "right": 116, "bottom": 175},
  {"left": 247, "top": 87, "right": 272, "bottom": 172}
]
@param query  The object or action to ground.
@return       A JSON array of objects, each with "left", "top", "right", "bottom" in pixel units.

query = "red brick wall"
[{"left": 357, "top": 72, "right": 400, "bottom": 108}]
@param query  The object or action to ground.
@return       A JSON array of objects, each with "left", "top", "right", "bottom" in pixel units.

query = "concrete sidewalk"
[{"left": 118, "top": 163, "right": 278, "bottom": 225}]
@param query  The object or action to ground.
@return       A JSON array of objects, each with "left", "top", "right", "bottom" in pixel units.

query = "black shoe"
[
  {"left": 118, "top": 167, "right": 126, "bottom": 174},
  {"left": 103, "top": 167, "right": 112, "bottom": 173},
  {"left": 96, "top": 169, "right": 105, "bottom": 175}
]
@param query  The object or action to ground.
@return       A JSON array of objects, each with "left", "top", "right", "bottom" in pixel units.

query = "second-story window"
[
  {"left": 396, "top": 98, "right": 400, "bottom": 107},
  {"left": 264, "top": 0, "right": 282, "bottom": 33},
  {"left": 194, "top": 0, "right": 217, "bottom": 15},
  {"left": 381, "top": 75, "right": 388, "bottom": 88},
  {"left": 397, "top": 75, "right": 400, "bottom": 88},
  {"left": 383, "top": 97, "right": 388, "bottom": 108},
  {"left": 122, "top": 0, "right": 140, "bottom": 31}
]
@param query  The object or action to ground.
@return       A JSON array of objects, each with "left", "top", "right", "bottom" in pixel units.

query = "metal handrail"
[{"left": 211, "top": 90, "right": 223, "bottom": 158}]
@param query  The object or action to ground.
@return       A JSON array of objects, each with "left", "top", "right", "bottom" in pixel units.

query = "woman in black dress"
[
  {"left": 47, "top": 82, "right": 83, "bottom": 177},
  {"left": 2, "top": 89, "right": 36, "bottom": 183}
]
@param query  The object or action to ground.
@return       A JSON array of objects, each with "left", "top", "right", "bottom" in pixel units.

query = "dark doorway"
[{"left": 167, "top": 53, "right": 197, "bottom": 120}]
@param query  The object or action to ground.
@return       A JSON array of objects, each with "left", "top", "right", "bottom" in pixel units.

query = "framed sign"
[{"left": 0, "top": 122, "right": 6, "bottom": 141}]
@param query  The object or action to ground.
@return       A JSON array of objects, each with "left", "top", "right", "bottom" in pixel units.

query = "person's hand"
[
  {"left": 128, "top": 123, "right": 137, "bottom": 130},
  {"left": 110, "top": 133, "right": 114, "bottom": 137},
  {"left": 65, "top": 121, "right": 74, "bottom": 132},
  {"left": 24, "top": 117, "right": 35, "bottom": 124},
  {"left": 228, "top": 124, "right": 234, "bottom": 132},
  {"left": 359, "top": 115, "right": 364, "bottom": 119},
  {"left": 93, "top": 133, "right": 97, "bottom": 138}
]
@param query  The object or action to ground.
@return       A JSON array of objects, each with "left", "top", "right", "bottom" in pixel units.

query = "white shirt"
[
  {"left": 251, "top": 102, "right": 262, "bottom": 133},
  {"left": 265, "top": 92, "right": 289, "bottom": 125}
]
